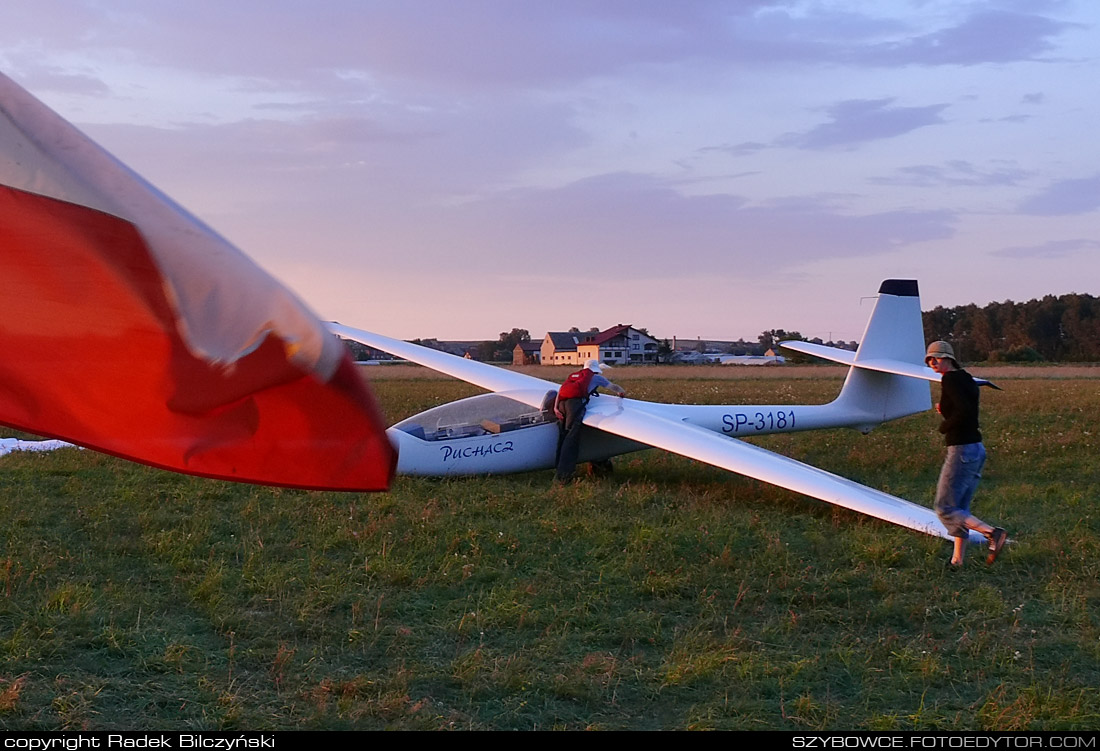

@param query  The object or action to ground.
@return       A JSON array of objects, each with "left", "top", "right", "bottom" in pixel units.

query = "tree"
[
  {"left": 922, "top": 292, "right": 1100, "bottom": 362},
  {"left": 482, "top": 328, "right": 531, "bottom": 361},
  {"left": 499, "top": 328, "right": 531, "bottom": 349},
  {"left": 474, "top": 340, "right": 497, "bottom": 361},
  {"left": 340, "top": 338, "right": 372, "bottom": 361},
  {"left": 758, "top": 329, "right": 803, "bottom": 350},
  {"left": 657, "top": 339, "right": 673, "bottom": 363},
  {"left": 922, "top": 306, "right": 957, "bottom": 343}
]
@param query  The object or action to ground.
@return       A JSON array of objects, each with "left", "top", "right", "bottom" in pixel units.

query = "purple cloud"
[
  {"left": 855, "top": 10, "right": 1075, "bottom": 66},
  {"left": 779, "top": 99, "right": 949, "bottom": 150},
  {"left": 8, "top": 66, "right": 110, "bottom": 97},
  {"left": 406, "top": 172, "right": 958, "bottom": 277},
  {"left": 3, "top": 3, "right": 1079, "bottom": 103},
  {"left": 994, "top": 239, "right": 1100, "bottom": 258},
  {"left": 871, "top": 160, "right": 1031, "bottom": 188},
  {"left": 1018, "top": 175, "right": 1100, "bottom": 215}
]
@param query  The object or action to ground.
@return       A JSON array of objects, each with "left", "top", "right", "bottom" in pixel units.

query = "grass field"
[{"left": 1, "top": 366, "right": 1098, "bottom": 730}]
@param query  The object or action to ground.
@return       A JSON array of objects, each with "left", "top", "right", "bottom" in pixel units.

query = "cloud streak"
[
  {"left": 1018, "top": 174, "right": 1100, "bottom": 216},
  {"left": 994, "top": 238, "right": 1100, "bottom": 258},
  {"left": 779, "top": 98, "right": 949, "bottom": 150}
]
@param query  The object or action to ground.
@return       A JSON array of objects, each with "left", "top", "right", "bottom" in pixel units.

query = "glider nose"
[{"left": 386, "top": 428, "right": 419, "bottom": 474}]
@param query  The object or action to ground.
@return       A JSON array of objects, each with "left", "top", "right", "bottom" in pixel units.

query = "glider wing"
[
  {"left": 329, "top": 324, "right": 559, "bottom": 409},
  {"left": 583, "top": 398, "right": 975, "bottom": 542}
]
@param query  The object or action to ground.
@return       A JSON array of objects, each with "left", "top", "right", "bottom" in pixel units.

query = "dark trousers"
[{"left": 555, "top": 398, "right": 586, "bottom": 481}]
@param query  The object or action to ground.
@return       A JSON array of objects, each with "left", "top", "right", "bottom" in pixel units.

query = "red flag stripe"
[
  {"left": 1, "top": 70, "right": 396, "bottom": 490},
  {"left": 0, "top": 185, "right": 395, "bottom": 489}
]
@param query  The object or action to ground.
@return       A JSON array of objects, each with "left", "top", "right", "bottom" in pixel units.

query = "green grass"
[{"left": 1, "top": 373, "right": 1098, "bottom": 730}]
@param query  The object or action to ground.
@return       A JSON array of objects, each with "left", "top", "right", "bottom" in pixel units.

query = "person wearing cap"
[
  {"left": 925, "top": 340, "right": 1008, "bottom": 567},
  {"left": 554, "top": 359, "right": 626, "bottom": 483}
]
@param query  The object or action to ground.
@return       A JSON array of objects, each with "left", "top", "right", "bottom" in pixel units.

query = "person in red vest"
[{"left": 554, "top": 359, "right": 626, "bottom": 483}]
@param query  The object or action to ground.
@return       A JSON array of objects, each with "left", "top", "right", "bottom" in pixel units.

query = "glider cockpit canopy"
[{"left": 393, "top": 390, "right": 558, "bottom": 442}]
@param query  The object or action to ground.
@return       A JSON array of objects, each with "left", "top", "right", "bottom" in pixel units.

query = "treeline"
[{"left": 922, "top": 293, "right": 1100, "bottom": 362}]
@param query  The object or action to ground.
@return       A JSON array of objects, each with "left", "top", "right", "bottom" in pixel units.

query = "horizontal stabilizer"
[
  {"left": 781, "top": 340, "right": 937, "bottom": 381},
  {"left": 781, "top": 341, "right": 1000, "bottom": 389}
]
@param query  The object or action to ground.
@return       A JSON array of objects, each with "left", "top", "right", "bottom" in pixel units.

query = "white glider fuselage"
[
  {"left": 384, "top": 371, "right": 917, "bottom": 477},
  {"left": 385, "top": 389, "right": 647, "bottom": 476}
]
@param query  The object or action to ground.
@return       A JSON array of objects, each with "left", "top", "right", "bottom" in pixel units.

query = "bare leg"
[
  {"left": 950, "top": 536, "right": 966, "bottom": 566},
  {"left": 966, "top": 516, "right": 994, "bottom": 537},
  {"left": 951, "top": 516, "right": 996, "bottom": 566}
]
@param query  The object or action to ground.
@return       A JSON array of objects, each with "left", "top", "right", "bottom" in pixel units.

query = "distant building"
[
  {"left": 541, "top": 325, "right": 658, "bottom": 365},
  {"left": 670, "top": 350, "right": 710, "bottom": 365},
  {"left": 541, "top": 332, "right": 583, "bottom": 365},
  {"left": 512, "top": 341, "right": 542, "bottom": 365},
  {"left": 338, "top": 337, "right": 400, "bottom": 363},
  {"left": 671, "top": 347, "right": 785, "bottom": 365},
  {"left": 717, "top": 350, "right": 785, "bottom": 366},
  {"left": 578, "top": 324, "right": 658, "bottom": 365}
]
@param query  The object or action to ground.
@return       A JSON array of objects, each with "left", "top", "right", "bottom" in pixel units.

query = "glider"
[
  {"left": 0, "top": 72, "right": 395, "bottom": 490},
  {"left": 332, "top": 280, "right": 986, "bottom": 542},
  {"left": 0, "top": 437, "right": 77, "bottom": 457}
]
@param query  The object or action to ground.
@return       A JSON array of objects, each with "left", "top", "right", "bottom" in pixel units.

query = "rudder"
[{"left": 834, "top": 279, "right": 931, "bottom": 429}]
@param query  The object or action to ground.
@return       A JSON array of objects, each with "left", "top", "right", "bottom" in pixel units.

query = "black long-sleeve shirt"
[{"left": 938, "top": 369, "right": 982, "bottom": 446}]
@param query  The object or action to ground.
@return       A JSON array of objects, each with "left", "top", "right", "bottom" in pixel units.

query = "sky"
[{"left": 2, "top": 0, "right": 1098, "bottom": 343}]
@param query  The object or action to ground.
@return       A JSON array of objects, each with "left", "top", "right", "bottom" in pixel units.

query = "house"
[
  {"left": 542, "top": 325, "right": 659, "bottom": 365},
  {"left": 614, "top": 325, "right": 659, "bottom": 364},
  {"left": 540, "top": 332, "right": 582, "bottom": 366},
  {"left": 512, "top": 341, "right": 542, "bottom": 365}
]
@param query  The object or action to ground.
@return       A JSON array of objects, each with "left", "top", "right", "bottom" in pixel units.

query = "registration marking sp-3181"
[{"left": 722, "top": 410, "right": 797, "bottom": 434}]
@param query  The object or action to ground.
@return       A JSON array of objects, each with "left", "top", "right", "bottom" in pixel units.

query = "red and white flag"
[{"left": 0, "top": 72, "right": 396, "bottom": 490}]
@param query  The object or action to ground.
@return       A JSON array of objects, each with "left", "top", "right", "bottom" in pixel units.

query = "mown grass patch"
[{"left": 1, "top": 372, "right": 1098, "bottom": 729}]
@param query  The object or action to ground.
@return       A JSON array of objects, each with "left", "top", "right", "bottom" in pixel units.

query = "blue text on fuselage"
[
  {"left": 722, "top": 410, "right": 796, "bottom": 434},
  {"left": 441, "top": 441, "right": 515, "bottom": 462}
]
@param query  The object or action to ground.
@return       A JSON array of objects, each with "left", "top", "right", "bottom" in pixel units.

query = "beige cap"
[{"left": 925, "top": 340, "right": 957, "bottom": 366}]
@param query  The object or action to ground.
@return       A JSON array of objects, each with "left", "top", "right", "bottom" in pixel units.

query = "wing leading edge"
[
  {"left": 582, "top": 397, "right": 977, "bottom": 542},
  {"left": 329, "top": 323, "right": 558, "bottom": 409}
]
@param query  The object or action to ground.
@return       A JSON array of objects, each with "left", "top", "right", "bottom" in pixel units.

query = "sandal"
[{"left": 986, "top": 527, "right": 1008, "bottom": 565}]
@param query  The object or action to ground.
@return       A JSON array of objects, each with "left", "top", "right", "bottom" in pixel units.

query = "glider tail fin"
[
  {"left": 781, "top": 280, "right": 932, "bottom": 432},
  {"left": 835, "top": 279, "right": 931, "bottom": 430}
]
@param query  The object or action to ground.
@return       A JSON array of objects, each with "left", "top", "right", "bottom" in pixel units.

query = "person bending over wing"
[{"left": 554, "top": 359, "right": 625, "bottom": 483}]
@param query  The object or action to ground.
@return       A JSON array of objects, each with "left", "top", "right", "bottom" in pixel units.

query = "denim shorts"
[{"left": 934, "top": 442, "right": 986, "bottom": 538}]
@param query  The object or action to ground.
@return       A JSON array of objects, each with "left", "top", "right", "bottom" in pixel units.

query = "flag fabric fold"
[{"left": 0, "top": 72, "right": 395, "bottom": 490}]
